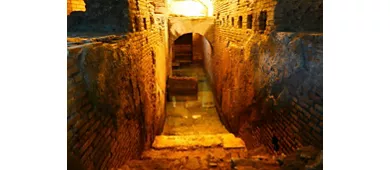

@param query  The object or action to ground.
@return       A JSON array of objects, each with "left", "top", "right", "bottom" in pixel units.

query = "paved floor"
[{"left": 162, "top": 64, "right": 229, "bottom": 135}]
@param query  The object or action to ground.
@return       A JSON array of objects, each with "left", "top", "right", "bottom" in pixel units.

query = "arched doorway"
[{"left": 171, "top": 33, "right": 212, "bottom": 71}]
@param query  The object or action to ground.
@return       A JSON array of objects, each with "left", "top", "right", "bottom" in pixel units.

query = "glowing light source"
[
  {"left": 168, "top": 0, "right": 214, "bottom": 17},
  {"left": 170, "top": 1, "right": 206, "bottom": 16},
  {"left": 192, "top": 115, "right": 201, "bottom": 119}
]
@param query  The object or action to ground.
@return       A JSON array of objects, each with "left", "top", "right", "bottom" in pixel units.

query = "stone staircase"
[
  {"left": 114, "top": 134, "right": 282, "bottom": 170},
  {"left": 114, "top": 133, "right": 247, "bottom": 170},
  {"left": 113, "top": 64, "right": 282, "bottom": 170}
]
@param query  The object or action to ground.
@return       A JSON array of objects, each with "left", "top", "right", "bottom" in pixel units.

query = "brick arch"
[
  {"left": 67, "top": 0, "right": 86, "bottom": 15},
  {"left": 167, "top": 17, "right": 215, "bottom": 76},
  {"left": 170, "top": 31, "right": 214, "bottom": 64},
  {"left": 168, "top": 17, "right": 215, "bottom": 48},
  {"left": 172, "top": 32, "right": 214, "bottom": 53}
]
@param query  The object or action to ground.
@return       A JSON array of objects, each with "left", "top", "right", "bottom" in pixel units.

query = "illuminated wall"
[
  {"left": 67, "top": 0, "right": 86, "bottom": 15},
  {"left": 167, "top": 0, "right": 213, "bottom": 17}
]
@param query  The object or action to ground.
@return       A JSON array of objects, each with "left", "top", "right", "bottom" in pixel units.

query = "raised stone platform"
[{"left": 152, "top": 134, "right": 246, "bottom": 150}]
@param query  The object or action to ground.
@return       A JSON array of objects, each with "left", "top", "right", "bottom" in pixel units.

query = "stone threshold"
[{"left": 152, "top": 133, "right": 246, "bottom": 150}]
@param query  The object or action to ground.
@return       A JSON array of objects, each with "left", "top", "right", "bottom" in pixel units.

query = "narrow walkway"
[
  {"left": 157, "top": 64, "right": 244, "bottom": 148},
  {"left": 162, "top": 64, "right": 229, "bottom": 136},
  {"left": 115, "top": 64, "right": 279, "bottom": 170}
]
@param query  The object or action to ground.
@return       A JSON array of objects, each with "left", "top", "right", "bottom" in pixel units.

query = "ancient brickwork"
[
  {"left": 208, "top": 0, "right": 323, "bottom": 155},
  {"left": 68, "top": 41, "right": 144, "bottom": 170},
  {"left": 67, "top": 5, "right": 168, "bottom": 168},
  {"left": 67, "top": 0, "right": 72, "bottom": 15},
  {"left": 214, "top": 0, "right": 322, "bottom": 33},
  {"left": 67, "top": 0, "right": 86, "bottom": 15},
  {"left": 213, "top": 0, "right": 277, "bottom": 36},
  {"left": 241, "top": 33, "right": 323, "bottom": 155}
]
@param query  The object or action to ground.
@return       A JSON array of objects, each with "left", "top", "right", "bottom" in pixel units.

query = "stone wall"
[
  {"left": 67, "top": 6, "right": 168, "bottom": 169},
  {"left": 67, "top": 0, "right": 86, "bottom": 15},
  {"left": 192, "top": 33, "right": 202, "bottom": 61},
  {"left": 213, "top": 0, "right": 322, "bottom": 33},
  {"left": 192, "top": 33, "right": 212, "bottom": 62},
  {"left": 69, "top": 40, "right": 146, "bottom": 170},
  {"left": 167, "top": 76, "right": 198, "bottom": 95},
  {"left": 208, "top": 0, "right": 323, "bottom": 155}
]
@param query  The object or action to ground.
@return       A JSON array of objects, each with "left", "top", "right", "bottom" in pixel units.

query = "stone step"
[
  {"left": 231, "top": 158, "right": 280, "bottom": 169},
  {"left": 142, "top": 147, "right": 247, "bottom": 160},
  {"left": 115, "top": 150, "right": 282, "bottom": 170},
  {"left": 152, "top": 134, "right": 246, "bottom": 150}
]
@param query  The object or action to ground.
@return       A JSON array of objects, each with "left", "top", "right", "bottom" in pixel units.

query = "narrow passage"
[{"left": 116, "top": 64, "right": 279, "bottom": 169}]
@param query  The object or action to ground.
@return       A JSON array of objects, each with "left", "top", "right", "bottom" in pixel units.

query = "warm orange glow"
[
  {"left": 67, "top": 0, "right": 86, "bottom": 15},
  {"left": 168, "top": 0, "right": 214, "bottom": 17},
  {"left": 170, "top": 1, "right": 206, "bottom": 16}
]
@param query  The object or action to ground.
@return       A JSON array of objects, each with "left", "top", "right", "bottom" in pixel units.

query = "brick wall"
[
  {"left": 207, "top": 0, "right": 323, "bottom": 155},
  {"left": 67, "top": 1, "right": 168, "bottom": 168},
  {"left": 68, "top": 41, "right": 145, "bottom": 170},
  {"left": 67, "top": 0, "right": 86, "bottom": 15},
  {"left": 67, "top": 0, "right": 72, "bottom": 15},
  {"left": 240, "top": 33, "right": 323, "bottom": 154}
]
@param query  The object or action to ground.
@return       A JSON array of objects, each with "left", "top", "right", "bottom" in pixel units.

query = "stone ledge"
[
  {"left": 67, "top": 42, "right": 102, "bottom": 50},
  {"left": 142, "top": 147, "right": 247, "bottom": 160},
  {"left": 152, "top": 134, "right": 246, "bottom": 149},
  {"left": 67, "top": 34, "right": 128, "bottom": 47}
]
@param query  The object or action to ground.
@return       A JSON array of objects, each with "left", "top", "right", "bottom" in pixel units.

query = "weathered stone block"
[{"left": 68, "top": 65, "right": 80, "bottom": 77}]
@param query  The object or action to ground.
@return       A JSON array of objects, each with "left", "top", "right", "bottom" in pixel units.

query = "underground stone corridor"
[{"left": 67, "top": 0, "right": 323, "bottom": 169}]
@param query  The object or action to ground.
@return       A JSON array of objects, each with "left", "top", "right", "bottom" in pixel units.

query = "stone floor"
[
  {"left": 115, "top": 145, "right": 281, "bottom": 170},
  {"left": 115, "top": 63, "right": 281, "bottom": 170},
  {"left": 163, "top": 64, "right": 229, "bottom": 136}
]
